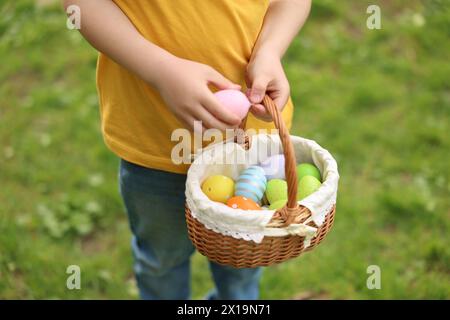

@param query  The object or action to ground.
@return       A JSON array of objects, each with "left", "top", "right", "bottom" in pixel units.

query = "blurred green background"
[{"left": 0, "top": 0, "right": 449, "bottom": 299}]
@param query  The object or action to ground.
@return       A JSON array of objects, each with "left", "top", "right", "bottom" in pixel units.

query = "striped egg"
[{"left": 235, "top": 166, "right": 267, "bottom": 204}]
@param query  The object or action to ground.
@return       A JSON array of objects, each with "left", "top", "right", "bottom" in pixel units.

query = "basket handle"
[
  {"left": 260, "top": 96, "right": 298, "bottom": 210},
  {"left": 238, "top": 95, "right": 300, "bottom": 225}
]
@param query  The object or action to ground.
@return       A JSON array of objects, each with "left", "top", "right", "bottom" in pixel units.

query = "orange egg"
[{"left": 226, "top": 196, "right": 262, "bottom": 211}]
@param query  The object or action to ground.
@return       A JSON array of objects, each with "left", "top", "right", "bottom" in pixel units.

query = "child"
[{"left": 64, "top": 0, "right": 311, "bottom": 299}]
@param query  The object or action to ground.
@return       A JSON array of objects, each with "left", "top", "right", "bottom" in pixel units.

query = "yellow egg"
[{"left": 201, "top": 175, "right": 235, "bottom": 203}]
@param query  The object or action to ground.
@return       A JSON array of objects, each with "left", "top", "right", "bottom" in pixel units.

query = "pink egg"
[{"left": 214, "top": 90, "right": 251, "bottom": 119}]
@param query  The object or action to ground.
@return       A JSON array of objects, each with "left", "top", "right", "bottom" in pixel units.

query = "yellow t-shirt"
[{"left": 97, "top": 0, "right": 294, "bottom": 174}]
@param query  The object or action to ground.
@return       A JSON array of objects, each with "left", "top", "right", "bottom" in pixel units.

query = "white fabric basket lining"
[{"left": 185, "top": 134, "right": 339, "bottom": 244}]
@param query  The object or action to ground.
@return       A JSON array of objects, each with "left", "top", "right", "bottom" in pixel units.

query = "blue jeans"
[{"left": 119, "top": 159, "right": 262, "bottom": 300}]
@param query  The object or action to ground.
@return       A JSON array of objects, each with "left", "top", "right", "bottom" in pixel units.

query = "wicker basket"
[{"left": 185, "top": 96, "right": 336, "bottom": 268}]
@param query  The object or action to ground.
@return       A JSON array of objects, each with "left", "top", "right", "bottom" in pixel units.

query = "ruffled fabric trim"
[{"left": 185, "top": 134, "right": 339, "bottom": 245}]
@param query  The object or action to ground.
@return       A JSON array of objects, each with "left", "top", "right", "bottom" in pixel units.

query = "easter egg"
[
  {"left": 260, "top": 154, "right": 285, "bottom": 180},
  {"left": 227, "top": 196, "right": 262, "bottom": 210},
  {"left": 265, "top": 179, "right": 288, "bottom": 204},
  {"left": 235, "top": 166, "right": 267, "bottom": 203},
  {"left": 297, "top": 176, "right": 322, "bottom": 200},
  {"left": 214, "top": 89, "right": 251, "bottom": 120},
  {"left": 201, "top": 175, "right": 235, "bottom": 203},
  {"left": 296, "top": 163, "right": 321, "bottom": 182},
  {"left": 269, "top": 199, "right": 287, "bottom": 211}
]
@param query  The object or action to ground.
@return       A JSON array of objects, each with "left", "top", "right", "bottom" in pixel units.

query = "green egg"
[
  {"left": 265, "top": 179, "right": 287, "bottom": 204},
  {"left": 297, "top": 176, "right": 322, "bottom": 200},
  {"left": 269, "top": 199, "right": 287, "bottom": 210},
  {"left": 296, "top": 163, "right": 321, "bottom": 182}
]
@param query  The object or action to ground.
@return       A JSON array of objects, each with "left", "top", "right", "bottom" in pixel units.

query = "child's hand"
[
  {"left": 246, "top": 51, "right": 290, "bottom": 122},
  {"left": 155, "top": 57, "right": 242, "bottom": 131},
  {"left": 62, "top": 0, "right": 241, "bottom": 131}
]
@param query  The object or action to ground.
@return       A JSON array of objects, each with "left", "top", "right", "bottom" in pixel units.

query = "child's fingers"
[
  {"left": 272, "top": 95, "right": 289, "bottom": 112},
  {"left": 249, "top": 104, "right": 272, "bottom": 122},
  {"left": 207, "top": 68, "right": 241, "bottom": 90},
  {"left": 270, "top": 83, "right": 290, "bottom": 111},
  {"left": 249, "top": 77, "right": 270, "bottom": 104},
  {"left": 202, "top": 93, "right": 241, "bottom": 125},
  {"left": 193, "top": 104, "right": 236, "bottom": 131}
]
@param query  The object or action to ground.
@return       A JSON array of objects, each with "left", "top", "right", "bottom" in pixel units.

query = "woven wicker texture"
[{"left": 185, "top": 95, "right": 336, "bottom": 268}]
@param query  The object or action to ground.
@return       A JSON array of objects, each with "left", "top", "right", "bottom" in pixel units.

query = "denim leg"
[
  {"left": 208, "top": 261, "right": 263, "bottom": 300},
  {"left": 119, "top": 159, "right": 194, "bottom": 300}
]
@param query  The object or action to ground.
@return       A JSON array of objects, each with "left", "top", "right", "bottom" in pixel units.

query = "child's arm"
[
  {"left": 247, "top": 0, "right": 312, "bottom": 121},
  {"left": 63, "top": 0, "right": 241, "bottom": 131}
]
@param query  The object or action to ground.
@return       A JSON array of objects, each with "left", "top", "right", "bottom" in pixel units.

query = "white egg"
[{"left": 259, "top": 154, "right": 285, "bottom": 180}]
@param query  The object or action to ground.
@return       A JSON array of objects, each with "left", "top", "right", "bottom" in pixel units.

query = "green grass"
[{"left": 0, "top": 0, "right": 449, "bottom": 299}]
